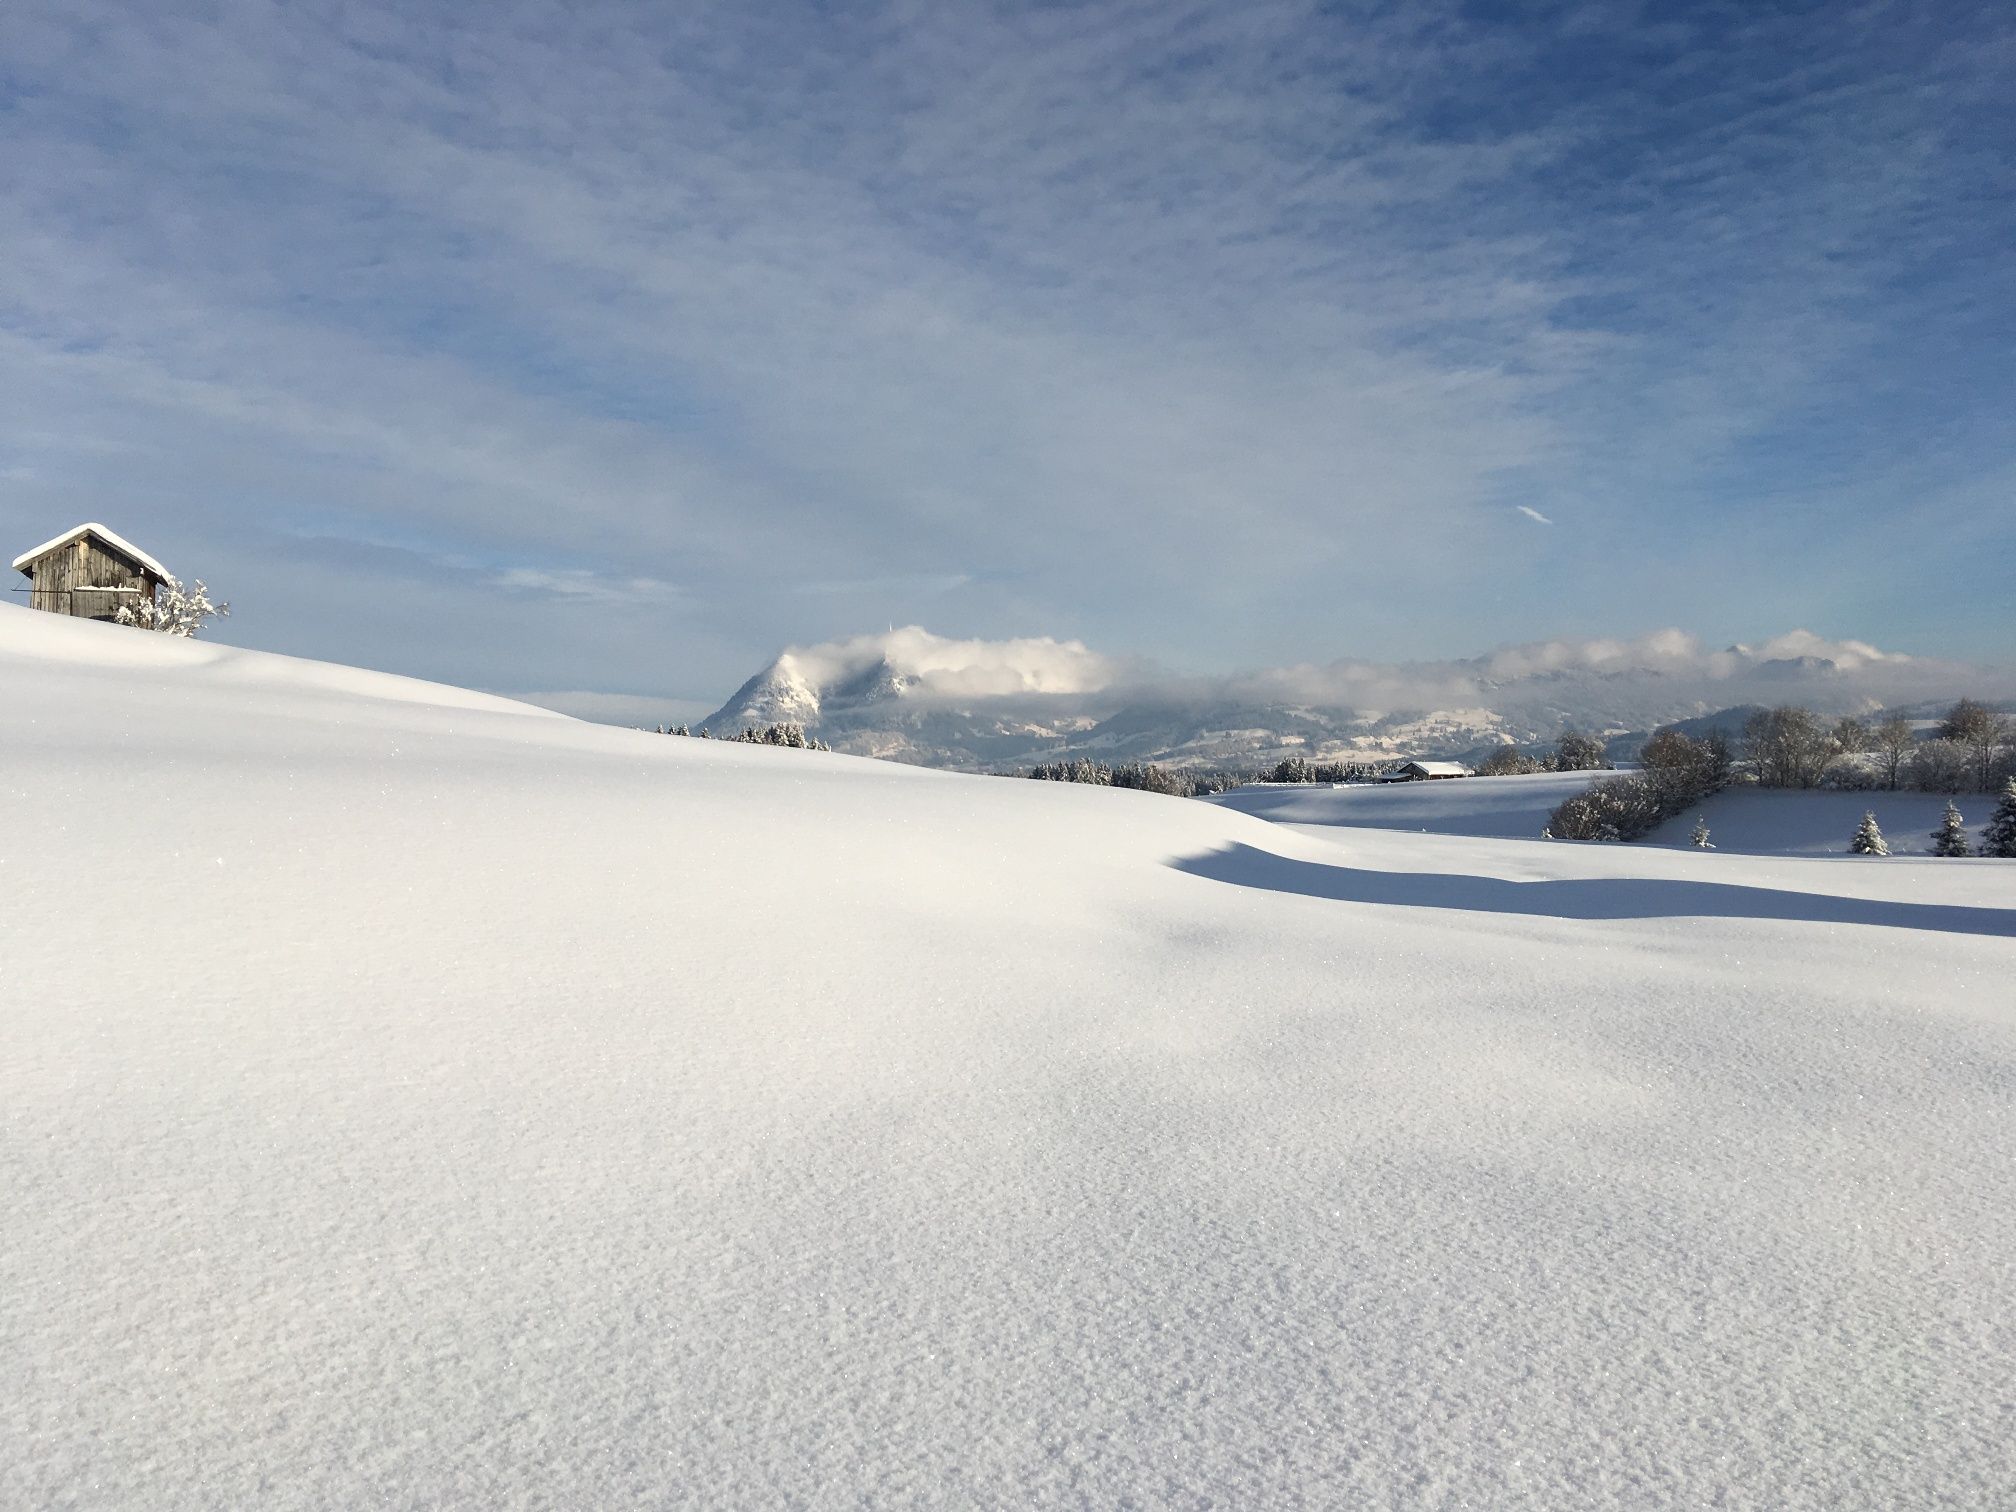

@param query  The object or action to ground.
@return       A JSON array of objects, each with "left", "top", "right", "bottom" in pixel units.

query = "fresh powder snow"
[{"left": 4, "top": 603, "right": 2014, "bottom": 1510}]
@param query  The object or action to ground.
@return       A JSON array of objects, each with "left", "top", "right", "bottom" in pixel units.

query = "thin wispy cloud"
[{"left": 1, "top": 1, "right": 2010, "bottom": 701}]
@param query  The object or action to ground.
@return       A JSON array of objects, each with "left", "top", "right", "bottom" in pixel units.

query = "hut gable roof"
[
  {"left": 1395, "top": 760, "right": 1471, "bottom": 777},
  {"left": 13, "top": 523, "right": 169, "bottom": 579}
]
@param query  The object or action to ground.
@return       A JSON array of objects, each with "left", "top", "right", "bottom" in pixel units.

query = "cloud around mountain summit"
[{"left": 745, "top": 625, "right": 1966, "bottom": 721}]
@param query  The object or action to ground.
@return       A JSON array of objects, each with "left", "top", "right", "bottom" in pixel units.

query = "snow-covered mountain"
[{"left": 700, "top": 626, "right": 1966, "bottom": 771}]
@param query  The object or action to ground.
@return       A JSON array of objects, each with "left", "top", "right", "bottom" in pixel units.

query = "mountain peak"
[{"left": 695, "top": 625, "right": 1967, "bottom": 770}]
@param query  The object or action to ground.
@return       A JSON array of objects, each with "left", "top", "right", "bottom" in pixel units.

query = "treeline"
[
  {"left": 1259, "top": 755, "right": 1387, "bottom": 784},
  {"left": 1546, "top": 698, "right": 2016, "bottom": 844},
  {"left": 654, "top": 721, "right": 833, "bottom": 751},
  {"left": 1739, "top": 698, "right": 2012, "bottom": 794},
  {"left": 1476, "top": 730, "right": 1612, "bottom": 776},
  {"left": 1025, "top": 759, "right": 1245, "bottom": 797},
  {"left": 1024, "top": 751, "right": 1396, "bottom": 794}
]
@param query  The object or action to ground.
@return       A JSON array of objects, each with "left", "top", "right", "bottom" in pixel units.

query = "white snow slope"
[{"left": 5, "top": 604, "right": 2015, "bottom": 1511}]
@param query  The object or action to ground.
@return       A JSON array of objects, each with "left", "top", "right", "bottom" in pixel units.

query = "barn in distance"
[
  {"left": 1383, "top": 759, "right": 1473, "bottom": 782},
  {"left": 12, "top": 524, "right": 168, "bottom": 621}
]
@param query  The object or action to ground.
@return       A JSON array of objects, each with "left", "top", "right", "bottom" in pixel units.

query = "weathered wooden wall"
[{"left": 25, "top": 538, "right": 160, "bottom": 619}]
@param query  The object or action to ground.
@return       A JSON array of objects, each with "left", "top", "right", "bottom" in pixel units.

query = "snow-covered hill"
[
  {"left": 6, "top": 603, "right": 2014, "bottom": 1510},
  {"left": 700, "top": 625, "right": 1973, "bottom": 771}
]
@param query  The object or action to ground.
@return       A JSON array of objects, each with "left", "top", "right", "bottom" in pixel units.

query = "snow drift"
[{"left": 4, "top": 603, "right": 2014, "bottom": 1510}]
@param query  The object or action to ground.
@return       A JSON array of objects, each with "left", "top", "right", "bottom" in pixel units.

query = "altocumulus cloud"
[{"left": 1, "top": 1, "right": 2011, "bottom": 704}]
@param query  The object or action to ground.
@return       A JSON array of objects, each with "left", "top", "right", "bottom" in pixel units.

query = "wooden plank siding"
[{"left": 23, "top": 537, "right": 162, "bottom": 619}]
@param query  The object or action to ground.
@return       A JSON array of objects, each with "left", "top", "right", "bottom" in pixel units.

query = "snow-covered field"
[
  {"left": 5, "top": 604, "right": 2014, "bottom": 1510},
  {"left": 1211, "top": 770, "right": 1600, "bottom": 839},
  {"left": 1211, "top": 769, "right": 2008, "bottom": 855}
]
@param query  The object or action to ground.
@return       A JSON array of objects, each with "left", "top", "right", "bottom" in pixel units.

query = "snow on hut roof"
[
  {"left": 12, "top": 523, "right": 169, "bottom": 578},
  {"left": 1397, "top": 760, "right": 1472, "bottom": 776}
]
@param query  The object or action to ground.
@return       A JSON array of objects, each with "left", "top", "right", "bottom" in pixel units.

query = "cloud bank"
[
  {"left": 775, "top": 627, "right": 1128, "bottom": 700},
  {"left": 735, "top": 625, "right": 1999, "bottom": 727}
]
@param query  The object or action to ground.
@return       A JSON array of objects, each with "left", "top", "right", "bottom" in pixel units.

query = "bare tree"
[
  {"left": 1938, "top": 698, "right": 1999, "bottom": 743},
  {"left": 1966, "top": 715, "right": 2012, "bottom": 792},
  {"left": 1743, "top": 706, "right": 1837, "bottom": 789},
  {"left": 1909, "top": 737, "right": 1973, "bottom": 794},
  {"left": 1869, "top": 716, "right": 1915, "bottom": 790},
  {"left": 1934, "top": 699, "right": 2010, "bottom": 790}
]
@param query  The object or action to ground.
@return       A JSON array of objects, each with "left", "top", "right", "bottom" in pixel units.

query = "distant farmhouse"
[
  {"left": 12, "top": 524, "right": 167, "bottom": 621},
  {"left": 1384, "top": 760, "right": 1472, "bottom": 782}
]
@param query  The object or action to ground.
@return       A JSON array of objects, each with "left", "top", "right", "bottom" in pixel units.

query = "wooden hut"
[{"left": 12, "top": 524, "right": 168, "bottom": 621}]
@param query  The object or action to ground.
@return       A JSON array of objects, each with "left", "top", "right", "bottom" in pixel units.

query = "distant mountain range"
[{"left": 699, "top": 626, "right": 1989, "bottom": 773}]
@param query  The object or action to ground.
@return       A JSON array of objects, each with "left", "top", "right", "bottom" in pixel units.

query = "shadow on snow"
[{"left": 1172, "top": 843, "right": 2016, "bottom": 939}]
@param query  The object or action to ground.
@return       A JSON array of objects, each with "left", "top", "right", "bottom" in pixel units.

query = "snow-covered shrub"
[
  {"left": 1849, "top": 811, "right": 1889, "bottom": 856},
  {"left": 1551, "top": 730, "right": 1610, "bottom": 772},
  {"left": 1930, "top": 802, "right": 1971, "bottom": 858},
  {"left": 1550, "top": 726, "right": 1729, "bottom": 842},
  {"left": 114, "top": 577, "right": 229, "bottom": 638},
  {"left": 1690, "top": 818, "right": 1713, "bottom": 849},
  {"left": 1817, "top": 755, "right": 1880, "bottom": 791},
  {"left": 1983, "top": 780, "right": 2016, "bottom": 859},
  {"left": 1545, "top": 774, "right": 1667, "bottom": 841}
]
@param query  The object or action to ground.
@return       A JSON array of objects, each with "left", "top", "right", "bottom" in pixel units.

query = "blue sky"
[{"left": 3, "top": 0, "right": 2011, "bottom": 715}]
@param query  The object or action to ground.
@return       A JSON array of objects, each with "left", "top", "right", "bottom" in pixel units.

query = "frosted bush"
[{"left": 115, "top": 577, "right": 229, "bottom": 638}]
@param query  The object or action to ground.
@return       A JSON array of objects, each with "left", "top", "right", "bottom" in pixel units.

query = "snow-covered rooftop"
[{"left": 11, "top": 522, "right": 169, "bottom": 579}]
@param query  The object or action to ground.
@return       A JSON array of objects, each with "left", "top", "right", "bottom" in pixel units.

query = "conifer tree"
[
  {"left": 1849, "top": 811, "right": 1889, "bottom": 856},
  {"left": 1930, "top": 801, "right": 1971, "bottom": 857},
  {"left": 1689, "top": 817, "right": 1713, "bottom": 849},
  {"left": 1982, "top": 778, "right": 2016, "bottom": 859}
]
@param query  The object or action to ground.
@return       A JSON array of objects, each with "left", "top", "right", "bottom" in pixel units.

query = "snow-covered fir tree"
[
  {"left": 114, "top": 577, "right": 229, "bottom": 638},
  {"left": 1689, "top": 818, "right": 1713, "bottom": 849},
  {"left": 1982, "top": 778, "right": 2016, "bottom": 859},
  {"left": 1930, "top": 801, "right": 1971, "bottom": 857},
  {"left": 1849, "top": 811, "right": 1889, "bottom": 856}
]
